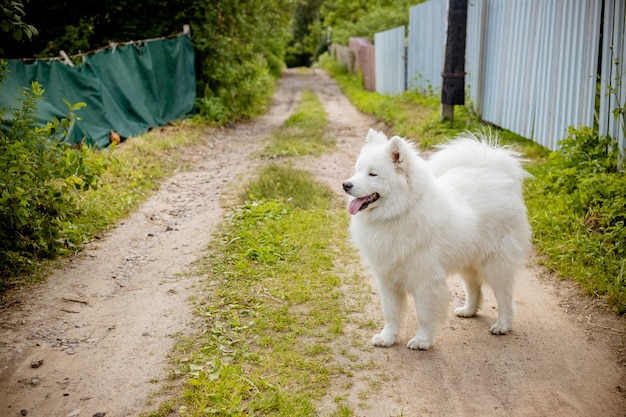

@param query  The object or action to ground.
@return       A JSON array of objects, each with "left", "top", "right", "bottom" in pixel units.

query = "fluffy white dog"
[{"left": 343, "top": 129, "right": 532, "bottom": 350}]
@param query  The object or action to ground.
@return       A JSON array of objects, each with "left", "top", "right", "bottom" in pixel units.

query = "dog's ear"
[
  {"left": 389, "top": 136, "right": 406, "bottom": 166},
  {"left": 366, "top": 129, "right": 387, "bottom": 144}
]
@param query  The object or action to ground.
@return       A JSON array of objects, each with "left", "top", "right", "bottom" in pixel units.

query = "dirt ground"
[{"left": 1, "top": 69, "right": 625, "bottom": 417}]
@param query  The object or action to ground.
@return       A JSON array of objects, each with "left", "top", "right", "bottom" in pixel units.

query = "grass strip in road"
[
  {"left": 169, "top": 163, "right": 351, "bottom": 416},
  {"left": 260, "top": 87, "right": 334, "bottom": 158}
]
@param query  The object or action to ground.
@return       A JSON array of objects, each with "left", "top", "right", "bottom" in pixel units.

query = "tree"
[{"left": 0, "top": 0, "right": 38, "bottom": 54}]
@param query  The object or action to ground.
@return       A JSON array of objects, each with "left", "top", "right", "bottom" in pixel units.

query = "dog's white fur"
[{"left": 343, "top": 129, "right": 532, "bottom": 350}]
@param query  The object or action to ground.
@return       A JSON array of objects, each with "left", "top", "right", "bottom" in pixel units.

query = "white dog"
[{"left": 343, "top": 129, "right": 532, "bottom": 350}]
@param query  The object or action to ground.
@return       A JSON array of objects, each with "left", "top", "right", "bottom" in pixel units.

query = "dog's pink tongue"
[{"left": 348, "top": 198, "right": 365, "bottom": 215}]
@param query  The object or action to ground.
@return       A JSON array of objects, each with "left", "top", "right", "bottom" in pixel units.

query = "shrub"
[
  {"left": 526, "top": 126, "right": 626, "bottom": 313},
  {"left": 0, "top": 70, "right": 107, "bottom": 282}
]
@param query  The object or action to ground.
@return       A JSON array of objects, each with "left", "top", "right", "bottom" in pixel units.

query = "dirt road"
[{"left": 1, "top": 69, "right": 625, "bottom": 417}]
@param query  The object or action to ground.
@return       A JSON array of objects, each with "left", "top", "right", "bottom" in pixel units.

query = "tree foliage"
[
  {"left": 285, "top": 0, "right": 421, "bottom": 66},
  {"left": 0, "top": 0, "right": 37, "bottom": 52},
  {"left": 190, "top": 0, "right": 291, "bottom": 122},
  {"left": 321, "top": 0, "right": 418, "bottom": 45},
  {"left": 1, "top": 0, "right": 292, "bottom": 123}
]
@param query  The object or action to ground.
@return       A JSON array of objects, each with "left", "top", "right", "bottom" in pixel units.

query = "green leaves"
[
  {"left": 0, "top": 76, "right": 107, "bottom": 281},
  {"left": 526, "top": 127, "right": 626, "bottom": 313},
  {"left": 0, "top": 0, "right": 38, "bottom": 43}
]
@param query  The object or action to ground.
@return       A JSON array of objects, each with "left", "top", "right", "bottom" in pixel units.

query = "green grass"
[
  {"left": 157, "top": 164, "right": 351, "bottom": 416},
  {"left": 316, "top": 52, "right": 625, "bottom": 314},
  {"left": 259, "top": 87, "right": 334, "bottom": 158},
  {"left": 72, "top": 124, "right": 205, "bottom": 238}
]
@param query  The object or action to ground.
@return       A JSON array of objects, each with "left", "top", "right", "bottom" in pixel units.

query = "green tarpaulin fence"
[{"left": 1, "top": 34, "right": 196, "bottom": 148}]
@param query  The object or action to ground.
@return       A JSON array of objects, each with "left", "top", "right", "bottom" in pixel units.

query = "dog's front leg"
[
  {"left": 407, "top": 274, "right": 449, "bottom": 350},
  {"left": 372, "top": 279, "right": 406, "bottom": 347}
]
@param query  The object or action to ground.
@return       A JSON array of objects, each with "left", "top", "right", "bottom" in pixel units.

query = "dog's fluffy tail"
[{"left": 428, "top": 130, "right": 531, "bottom": 185}]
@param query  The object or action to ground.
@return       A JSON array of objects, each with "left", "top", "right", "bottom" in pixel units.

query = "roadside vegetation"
[
  {"left": 0, "top": 67, "right": 206, "bottom": 287},
  {"left": 317, "top": 53, "right": 626, "bottom": 315}
]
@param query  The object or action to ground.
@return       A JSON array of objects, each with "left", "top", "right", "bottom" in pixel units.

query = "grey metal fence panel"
[
  {"left": 479, "top": 1, "right": 539, "bottom": 141},
  {"left": 599, "top": 0, "right": 626, "bottom": 154},
  {"left": 375, "top": 26, "right": 406, "bottom": 95},
  {"left": 407, "top": 0, "right": 447, "bottom": 93},
  {"left": 477, "top": 0, "right": 600, "bottom": 150},
  {"left": 531, "top": 0, "right": 600, "bottom": 150}
]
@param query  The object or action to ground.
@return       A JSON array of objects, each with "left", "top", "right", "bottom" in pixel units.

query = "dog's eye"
[{"left": 369, "top": 172, "right": 378, "bottom": 177}]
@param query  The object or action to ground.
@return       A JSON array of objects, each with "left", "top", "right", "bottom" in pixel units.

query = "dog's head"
[{"left": 343, "top": 129, "right": 420, "bottom": 218}]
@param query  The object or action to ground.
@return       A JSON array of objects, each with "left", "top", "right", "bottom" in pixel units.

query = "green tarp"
[{"left": 1, "top": 34, "right": 196, "bottom": 148}]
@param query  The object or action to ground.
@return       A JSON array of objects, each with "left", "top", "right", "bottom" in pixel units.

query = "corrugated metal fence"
[
  {"left": 407, "top": 0, "right": 446, "bottom": 93},
  {"left": 336, "top": 0, "right": 625, "bottom": 152},
  {"left": 375, "top": 26, "right": 406, "bottom": 95},
  {"left": 470, "top": 0, "right": 602, "bottom": 150}
]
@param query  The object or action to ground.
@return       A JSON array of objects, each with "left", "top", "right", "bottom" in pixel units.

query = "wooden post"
[{"left": 441, "top": 0, "right": 468, "bottom": 121}]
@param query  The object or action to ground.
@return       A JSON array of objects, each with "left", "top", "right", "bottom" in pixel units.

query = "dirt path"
[{"left": 1, "top": 69, "right": 625, "bottom": 417}]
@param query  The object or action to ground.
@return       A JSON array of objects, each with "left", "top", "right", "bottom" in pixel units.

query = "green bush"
[
  {"left": 190, "top": 0, "right": 290, "bottom": 123},
  {"left": 0, "top": 73, "right": 107, "bottom": 282},
  {"left": 526, "top": 126, "right": 626, "bottom": 313}
]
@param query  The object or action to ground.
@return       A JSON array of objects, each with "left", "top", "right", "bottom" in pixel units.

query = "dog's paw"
[
  {"left": 407, "top": 336, "right": 431, "bottom": 350},
  {"left": 490, "top": 322, "right": 511, "bottom": 335},
  {"left": 454, "top": 306, "right": 477, "bottom": 318},
  {"left": 371, "top": 332, "right": 396, "bottom": 347}
]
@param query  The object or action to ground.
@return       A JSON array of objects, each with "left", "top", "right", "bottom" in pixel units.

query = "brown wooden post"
[{"left": 441, "top": 0, "right": 468, "bottom": 121}]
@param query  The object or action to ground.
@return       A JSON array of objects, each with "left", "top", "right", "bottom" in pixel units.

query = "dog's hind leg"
[
  {"left": 372, "top": 280, "right": 406, "bottom": 347},
  {"left": 454, "top": 267, "right": 483, "bottom": 318},
  {"left": 484, "top": 262, "right": 516, "bottom": 335},
  {"left": 407, "top": 276, "right": 449, "bottom": 350}
]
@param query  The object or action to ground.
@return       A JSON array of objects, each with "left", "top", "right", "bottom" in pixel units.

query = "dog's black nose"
[{"left": 342, "top": 181, "right": 353, "bottom": 192}]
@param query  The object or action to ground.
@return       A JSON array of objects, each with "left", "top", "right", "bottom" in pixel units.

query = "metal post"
[{"left": 441, "top": 0, "right": 468, "bottom": 121}]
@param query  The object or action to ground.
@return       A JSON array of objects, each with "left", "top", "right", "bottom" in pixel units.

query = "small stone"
[
  {"left": 30, "top": 359, "right": 44, "bottom": 368},
  {"left": 20, "top": 409, "right": 28, "bottom": 416},
  {"left": 142, "top": 332, "right": 150, "bottom": 337},
  {"left": 67, "top": 409, "right": 81, "bottom": 417},
  {"left": 93, "top": 413, "right": 106, "bottom": 417},
  {"left": 147, "top": 232, "right": 155, "bottom": 237}
]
